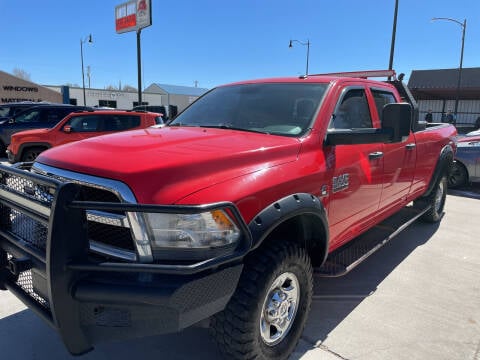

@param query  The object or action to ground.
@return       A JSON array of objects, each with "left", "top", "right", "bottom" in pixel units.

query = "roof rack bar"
[{"left": 311, "top": 70, "right": 397, "bottom": 79}]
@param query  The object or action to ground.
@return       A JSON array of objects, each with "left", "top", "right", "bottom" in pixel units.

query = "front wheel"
[
  {"left": 416, "top": 175, "right": 447, "bottom": 223},
  {"left": 448, "top": 162, "right": 468, "bottom": 188},
  {"left": 211, "top": 241, "right": 313, "bottom": 360},
  {"left": 21, "top": 147, "right": 45, "bottom": 162}
]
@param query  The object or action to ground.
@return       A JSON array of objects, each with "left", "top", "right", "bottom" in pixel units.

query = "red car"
[{"left": 6, "top": 109, "right": 163, "bottom": 163}]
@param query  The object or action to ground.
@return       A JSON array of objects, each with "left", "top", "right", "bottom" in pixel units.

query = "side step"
[{"left": 315, "top": 204, "right": 430, "bottom": 277}]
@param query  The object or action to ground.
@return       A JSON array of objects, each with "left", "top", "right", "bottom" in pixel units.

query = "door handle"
[
  {"left": 368, "top": 151, "right": 384, "bottom": 160},
  {"left": 405, "top": 143, "right": 416, "bottom": 150}
]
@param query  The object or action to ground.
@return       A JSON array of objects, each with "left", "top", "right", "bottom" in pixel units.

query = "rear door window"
[
  {"left": 102, "top": 115, "right": 141, "bottom": 131},
  {"left": 66, "top": 115, "right": 101, "bottom": 132}
]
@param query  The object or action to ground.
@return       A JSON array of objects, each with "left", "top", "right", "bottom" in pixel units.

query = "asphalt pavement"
[{"left": 0, "top": 166, "right": 479, "bottom": 359}]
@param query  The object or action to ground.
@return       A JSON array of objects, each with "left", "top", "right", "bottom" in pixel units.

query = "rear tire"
[
  {"left": 21, "top": 147, "right": 45, "bottom": 162},
  {"left": 448, "top": 162, "right": 468, "bottom": 188},
  {"left": 211, "top": 241, "right": 313, "bottom": 360},
  {"left": 416, "top": 175, "right": 447, "bottom": 223}
]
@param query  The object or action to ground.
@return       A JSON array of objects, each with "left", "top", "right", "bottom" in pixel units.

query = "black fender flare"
[
  {"left": 18, "top": 142, "right": 52, "bottom": 160},
  {"left": 247, "top": 193, "right": 330, "bottom": 266},
  {"left": 422, "top": 143, "right": 454, "bottom": 198}
]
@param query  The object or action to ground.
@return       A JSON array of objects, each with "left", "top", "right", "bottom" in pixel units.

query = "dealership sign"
[{"left": 115, "top": 0, "right": 151, "bottom": 34}]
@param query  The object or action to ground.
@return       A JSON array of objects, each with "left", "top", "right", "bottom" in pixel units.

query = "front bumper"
[{"left": 0, "top": 164, "right": 250, "bottom": 354}]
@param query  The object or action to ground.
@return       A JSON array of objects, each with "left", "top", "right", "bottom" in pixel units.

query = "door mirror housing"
[
  {"left": 63, "top": 125, "right": 73, "bottom": 133},
  {"left": 325, "top": 103, "right": 412, "bottom": 146},
  {"left": 381, "top": 103, "right": 412, "bottom": 143}
]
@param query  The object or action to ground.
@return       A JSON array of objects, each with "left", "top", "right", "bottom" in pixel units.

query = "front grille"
[
  {"left": 17, "top": 269, "right": 50, "bottom": 309},
  {"left": 8, "top": 209, "right": 48, "bottom": 251},
  {"left": 0, "top": 171, "right": 52, "bottom": 254},
  {"left": 6, "top": 253, "right": 50, "bottom": 310},
  {"left": 88, "top": 222, "right": 135, "bottom": 251},
  {"left": 80, "top": 185, "right": 121, "bottom": 203},
  {"left": 2, "top": 165, "right": 137, "bottom": 260}
]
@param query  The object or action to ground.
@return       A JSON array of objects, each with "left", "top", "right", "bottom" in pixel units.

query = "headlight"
[{"left": 146, "top": 209, "right": 241, "bottom": 260}]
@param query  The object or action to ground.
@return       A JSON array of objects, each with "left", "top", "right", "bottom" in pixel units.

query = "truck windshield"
[{"left": 169, "top": 83, "right": 328, "bottom": 137}]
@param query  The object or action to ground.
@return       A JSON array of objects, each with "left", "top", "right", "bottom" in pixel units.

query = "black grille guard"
[{"left": 0, "top": 163, "right": 252, "bottom": 354}]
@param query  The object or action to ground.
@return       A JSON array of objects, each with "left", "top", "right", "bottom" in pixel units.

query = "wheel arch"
[
  {"left": 422, "top": 144, "right": 454, "bottom": 198},
  {"left": 18, "top": 142, "right": 52, "bottom": 160},
  {"left": 247, "top": 193, "right": 329, "bottom": 267}
]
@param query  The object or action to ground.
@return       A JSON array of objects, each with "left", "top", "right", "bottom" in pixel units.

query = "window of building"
[
  {"left": 133, "top": 101, "right": 148, "bottom": 107},
  {"left": 98, "top": 100, "right": 117, "bottom": 108},
  {"left": 69, "top": 98, "right": 78, "bottom": 105}
]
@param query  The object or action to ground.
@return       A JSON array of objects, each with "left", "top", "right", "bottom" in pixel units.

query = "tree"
[
  {"left": 13, "top": 68, "right": 31, "bottom": 81},
  {"left": 122, "top": 85, "right": 137, "bottom": 92}
]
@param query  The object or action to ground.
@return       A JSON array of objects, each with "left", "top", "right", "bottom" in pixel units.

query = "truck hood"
[
  {"left": 13, "top": 128, "right": 50, "bottom": 137},
  {"left": 36, "top": 126, "right": 301, "bottom": 204}
]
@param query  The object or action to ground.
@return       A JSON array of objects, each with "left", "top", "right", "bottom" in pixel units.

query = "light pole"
[
  {"left": 80, "top": 34, "right": 93, "bottom": 106},
  {"left": 289, "top": 39, "right": 310, "bottom": 76},
  {"left": 432, "top": 17, "right": 467, "bottom": 119},
  {"left": 388, "top": 0, "right": 399, "bottom": 80}
]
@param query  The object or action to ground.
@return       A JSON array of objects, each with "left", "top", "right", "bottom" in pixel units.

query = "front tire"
[
  {"left": 448, "top": 162, "right": 468, "bottom": 188},
  {"left": 417, "top": 175, "right": 447, "bottom": 223},
  {"left": 21, "top": 147, "right": 45, "bottom": 162},
  {"left": 211, "top": 241, "right": 313, "bottom": 360}
]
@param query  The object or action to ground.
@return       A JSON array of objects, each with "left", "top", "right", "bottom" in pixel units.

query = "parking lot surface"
[{"left": 0, "top": 160, "right": 479, "bottom": 359}]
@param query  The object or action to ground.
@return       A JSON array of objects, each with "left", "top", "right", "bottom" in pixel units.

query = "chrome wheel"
[{"left": 260, "top": 272, "right": 300, "bottom": 346}]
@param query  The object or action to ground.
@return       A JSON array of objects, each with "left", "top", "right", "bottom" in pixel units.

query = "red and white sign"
[{"left": 115, "top": 0, "right": 151, "bottom": 34}]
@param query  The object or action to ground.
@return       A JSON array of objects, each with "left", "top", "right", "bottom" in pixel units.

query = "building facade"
[
  {"left": 1, "top": 70, "right": 209, "bottom": 117},
  {"left": 408, "top": 67, "right": 480, "bottom": 127},
  {"left": 0, "top": 70, "right": 62, "bottom": 104}
]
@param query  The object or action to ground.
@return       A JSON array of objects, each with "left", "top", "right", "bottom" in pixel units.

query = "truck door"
[
  {"left": 369, "top": 88, "right": 416, "bottom": 209},
  {"left": 326, "top": 86, "right": 384, "bottom": 247}
]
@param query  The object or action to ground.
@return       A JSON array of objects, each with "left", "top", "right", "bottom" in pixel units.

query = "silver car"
[{"left": 448, "top": 132, "right": 480, "bottom": 188}]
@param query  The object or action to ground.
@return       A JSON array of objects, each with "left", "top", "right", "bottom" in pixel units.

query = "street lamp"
[
  {"left": 80, "top": 34, "right": 93, "bottom": 106},
  {"left": 432, "top": 17, "right": 467, "bottom": 120},
  {"left": 289, "top": 39, "right": 310, "bottom": 76},
  {"left": 388, "top": 0, "right": 399, "bottom": 80}
]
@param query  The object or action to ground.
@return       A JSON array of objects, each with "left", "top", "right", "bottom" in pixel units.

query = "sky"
[{"left": 1, "top": 0, "right": 479, "bottom": 91}]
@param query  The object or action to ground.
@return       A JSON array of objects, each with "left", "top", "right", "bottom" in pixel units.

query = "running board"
[{"left": 315, "top": 204, "right": 431, "bottom": 277}]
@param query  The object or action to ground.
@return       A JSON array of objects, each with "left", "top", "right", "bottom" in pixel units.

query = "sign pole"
[{"left": 137, "top": 29, "right": 142, "bottom": 105}]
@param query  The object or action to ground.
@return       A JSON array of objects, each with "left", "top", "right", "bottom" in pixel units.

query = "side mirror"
[
  {"left": 382, "top": 103, "right": 412, "bottom": 143},
  {"left": 63, "top": 125, "right": 73, "bottom": 133}
]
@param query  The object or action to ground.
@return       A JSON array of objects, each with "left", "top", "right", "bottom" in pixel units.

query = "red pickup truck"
[
  {"left": 0, "top": 70, "right": 456, "bottom": 359},
  {"left": 6, "top": 109, "right": 163, "bottom": 163}
]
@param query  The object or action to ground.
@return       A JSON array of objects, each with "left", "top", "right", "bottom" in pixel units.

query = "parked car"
[
  {"left": 0, "top": 104, "right": 90, "bottom": 155},
  {"left": 7, "top": 110, "right": 164, "bottom": 163},
  {"left": 448, "top": 134, "right": 480, "bottom": 188},
  {"left": 0, "top": 101, "right": 51, "bottom": 122}
]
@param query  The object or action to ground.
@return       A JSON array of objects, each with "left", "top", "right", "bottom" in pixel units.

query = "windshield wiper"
[{"left": 199, "top": 124, "right": 269, "bottom": 134}]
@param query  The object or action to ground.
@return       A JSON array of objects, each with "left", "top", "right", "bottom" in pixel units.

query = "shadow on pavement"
[
  {"left": 0, "top": 220, "right": 440, "bottom": 359},
  {"left": 295, "top": 219, "right": 441, "bottom": 355},
  {"left": 448, "top": 183, "right": 480, "bottom": 200}
]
